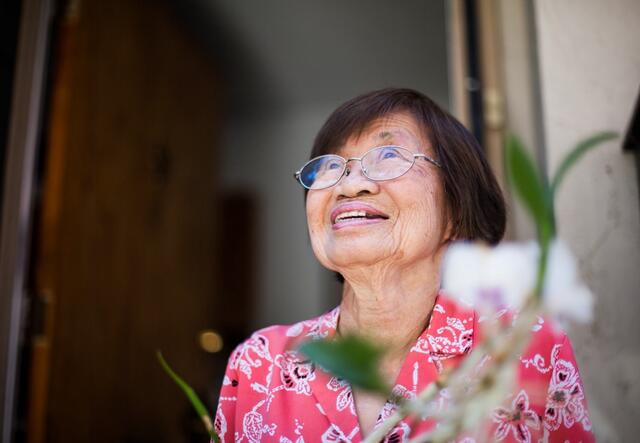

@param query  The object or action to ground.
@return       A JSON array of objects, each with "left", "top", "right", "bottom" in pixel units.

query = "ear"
[
  {"left": 441, "top": 219, "right": 455, "bottom": 244},
  {"left": 439, "top": 195, "right": 455, "bottom": 244}
]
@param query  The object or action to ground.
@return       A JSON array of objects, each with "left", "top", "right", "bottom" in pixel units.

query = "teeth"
[{"left": 335, "top": 210, "right": 367, "bottom": 222}]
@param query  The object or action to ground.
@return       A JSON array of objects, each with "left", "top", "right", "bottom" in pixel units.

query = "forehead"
[{"left": 336, "top": 112, "right": 431, "bottom": 156}]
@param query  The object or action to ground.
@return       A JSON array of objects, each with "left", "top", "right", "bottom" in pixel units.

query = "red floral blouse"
[{"left": 215, "top": 294, "right": 594, "bottom": 442}]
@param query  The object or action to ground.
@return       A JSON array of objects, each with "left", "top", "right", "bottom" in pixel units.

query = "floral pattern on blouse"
[{"left": 215, "top": 294, "right": 594, "bottom": 442}]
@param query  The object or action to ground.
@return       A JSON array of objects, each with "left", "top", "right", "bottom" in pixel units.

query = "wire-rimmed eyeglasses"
[{"left": 293, "top": 145, "right": 441, "bottom": 190}]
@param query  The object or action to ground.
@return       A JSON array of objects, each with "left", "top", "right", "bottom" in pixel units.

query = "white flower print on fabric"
[
  {"left": 519, "top": 353, "right": 553, "bottom": 374},
  {"left": 230, "top": 334, "right": 271, "bottom": 379},
  {"left": 286, "top": 307, "right": 340, "bottom": 339},
  {"left": 376, "top": 384, "right": 418, "bottom": 425},
  {"left": 381, "top": 422, "right": 411, "bottom": 443},
  {"left": 378, "top": 400, "right": 397, "bottom": 424},
  {"left": 275, "top": 351, "right": 316, "bottom": 395},
  {"left": 326, "top": 377, "right": 355, "bottom": 414},
  {"left": 391, "top": 384, "right": 416, "bottom": 402},
  {"left": 214, "top": 408, "right": 227, "bottom": 441},
  {"left": 492, "top": 390, "right": 541, "bottom": 442},
  {"left": 531, "top": 316, "right": 545, "bottom": 332},
  {"left": 410, "top": 336, "right": 431, "bottom": 355},
  {"left": 428, "top": 315, "right": 474, "bottom": 356},
  {"left": 286, "top": 322, "right": 305, "bottom": 338},
  {"left": 544, "top": 345, "right": 591, "bottom": 432},
  {"left": 279, "top": 419, "right": 305, "bottom": 443},
  {"left": 321, "top": 424, "right": 357, "bottom": 443},
  {"left": 242, "top": 410, "right": 276, "bottom": 443}
]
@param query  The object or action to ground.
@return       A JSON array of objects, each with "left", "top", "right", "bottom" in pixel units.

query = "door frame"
[{"left": 0, "top": 1, "right": 53, "bottom": 441}]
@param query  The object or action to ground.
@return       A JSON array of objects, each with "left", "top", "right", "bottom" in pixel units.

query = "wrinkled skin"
[{"left": 306, "top": 112, "right": 450, "bottom": 282}]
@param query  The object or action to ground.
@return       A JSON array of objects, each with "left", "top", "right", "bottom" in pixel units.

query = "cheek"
[
  {"left": 394, "top": 184, "right": 444, "bottom": 245},
  {"left": 305, "top": 194, "right": 330, "bottom": 254},
  {"left": 306, "top": 194, "right": 326, "bottom": 232}
]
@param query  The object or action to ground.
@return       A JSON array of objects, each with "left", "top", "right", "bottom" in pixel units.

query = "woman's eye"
[
  {"left": 380, "top": 147, "right": 401, "bottom": 159},
  {"left": 326, "top": 160, "right": 342, "bottom": 170}
]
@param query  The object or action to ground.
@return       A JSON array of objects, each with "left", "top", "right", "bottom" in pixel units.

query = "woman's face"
[{"left": 306, "top": 112, "right": 450, "bottom": 274}]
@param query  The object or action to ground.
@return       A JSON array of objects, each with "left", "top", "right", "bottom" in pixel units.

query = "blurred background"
[{"left": 0, "top": 0, "right": 638, "bottom": 442}]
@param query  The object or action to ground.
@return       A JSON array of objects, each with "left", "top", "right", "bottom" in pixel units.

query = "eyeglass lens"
[
  {"left": 299, "top": 146, "right": 416, "bottom": 190},
  {"left": 301, "top": 155, "right": 345, "bottom": 190},
  {"left": 362, "top": 146, "right": 415, "bottom": 180}
]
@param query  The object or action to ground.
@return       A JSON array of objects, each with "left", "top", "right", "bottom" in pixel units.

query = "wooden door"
[{"left": 25, "top": 1, "right": 227, "bottom": 442}]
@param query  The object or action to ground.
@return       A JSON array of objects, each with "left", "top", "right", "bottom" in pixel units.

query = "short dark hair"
[{"left": 309, "top": 87, "right": 506, "bottom": 245}]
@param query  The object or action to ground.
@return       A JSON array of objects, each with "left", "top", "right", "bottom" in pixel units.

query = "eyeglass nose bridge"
[{"left": 343, "top": 156, "right": 367, "bottom": 178}]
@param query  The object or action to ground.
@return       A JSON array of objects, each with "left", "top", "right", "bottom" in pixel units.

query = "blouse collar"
[{"left": 309, "top": 293, "right": 476, "bottom": 359}]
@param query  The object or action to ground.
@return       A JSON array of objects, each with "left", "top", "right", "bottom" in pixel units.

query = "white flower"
[
  {"left": 543, "top": 240, "right": 594, "bottom": 324},
  {"left": 442, "top": 241, "right": 538, "bottom": 312},
  {"left": 442, "top": 240, "right": 594, "bottom": 325}
]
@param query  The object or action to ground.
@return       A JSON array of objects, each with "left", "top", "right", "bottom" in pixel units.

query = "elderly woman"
[{"left": 215, "top": 89, "right": 593, "bottom": 442}]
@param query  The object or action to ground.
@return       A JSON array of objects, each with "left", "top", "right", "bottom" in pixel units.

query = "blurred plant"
[
  {"left": 300, "top": 131, "right": 617, "bottom": 442},
  {"left": 156, "top": 351, "right": 220, "bottom": 442}
]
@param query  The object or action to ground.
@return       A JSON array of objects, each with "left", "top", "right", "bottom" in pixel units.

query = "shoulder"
[
  {"left": 438, "top": 292, "right": 579, "bottom": 380},
  {"left": 519, "top": 314, "right": 574, "bottom": 371},
  {"left": 227, "top": 307, "right": 340, "bottom": 372}
]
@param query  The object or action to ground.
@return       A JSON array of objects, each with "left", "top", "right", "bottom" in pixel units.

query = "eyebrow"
[{"left": 375, "top": 130, "right": 395, "bottom": 141}]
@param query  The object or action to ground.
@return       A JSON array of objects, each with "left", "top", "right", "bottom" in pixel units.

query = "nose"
[{"left": 335, "top": 159, "right": 379, "bottom": 197}]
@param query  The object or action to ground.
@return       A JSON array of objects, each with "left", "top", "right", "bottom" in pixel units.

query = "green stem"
[
  {"left": 156, "top": 351, "right": 221, "bottom": 442},
  {"left": 534, "top": 236, "right": 551, "bottom": 299}
]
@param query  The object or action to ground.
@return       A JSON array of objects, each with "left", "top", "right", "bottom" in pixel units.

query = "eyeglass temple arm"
[{"left": 415, "top": 153, "right": 441, "bottom": 168}]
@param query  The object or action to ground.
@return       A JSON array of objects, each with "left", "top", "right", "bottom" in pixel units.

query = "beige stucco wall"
[{"left": 533, "top": 1, "right": 640, "bottom": 440}]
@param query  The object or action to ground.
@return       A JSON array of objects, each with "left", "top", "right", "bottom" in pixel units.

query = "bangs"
[{"left": 310, "top": 89, "right": 426, "bottom": 158}]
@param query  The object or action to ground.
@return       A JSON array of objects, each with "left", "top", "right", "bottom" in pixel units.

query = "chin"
[{"left": 324, "top": 240, "right": 392, "bottom": 269}]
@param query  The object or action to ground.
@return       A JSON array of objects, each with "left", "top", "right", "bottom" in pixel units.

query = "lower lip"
[{"left": 331, "top": 218, "right": 387, "bottom": 231}]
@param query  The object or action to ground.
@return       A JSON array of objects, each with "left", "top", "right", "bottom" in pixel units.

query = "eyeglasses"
[{"left": 294, "top": 145, "right": 441, "bottom": 190}]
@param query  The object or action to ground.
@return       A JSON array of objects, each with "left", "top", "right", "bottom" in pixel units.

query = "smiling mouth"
[{"left": 334, "top": 210, "right": 388, "bottom": 223}]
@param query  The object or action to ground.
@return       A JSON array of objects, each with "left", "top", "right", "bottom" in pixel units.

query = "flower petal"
[{"left": 543, "top": 240, "right": 594, "bottom": 324}]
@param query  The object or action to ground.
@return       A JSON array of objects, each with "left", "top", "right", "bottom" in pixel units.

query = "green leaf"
[
  {"left": 157, "top": 351, "right": 221, "bottom": 443},
  {"left": 505, "top": 135, "right": 555, "bottom": 246},
  {"left": 299, "top": 335, "right": 389, "bottom": 395},
  {"left": 550, "top": 131, "right": 618, "bottom": 195}
]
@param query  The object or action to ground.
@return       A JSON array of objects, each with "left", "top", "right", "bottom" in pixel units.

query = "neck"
[{"left": 337, "top": 253, "right": 442, "bottom": 371}]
